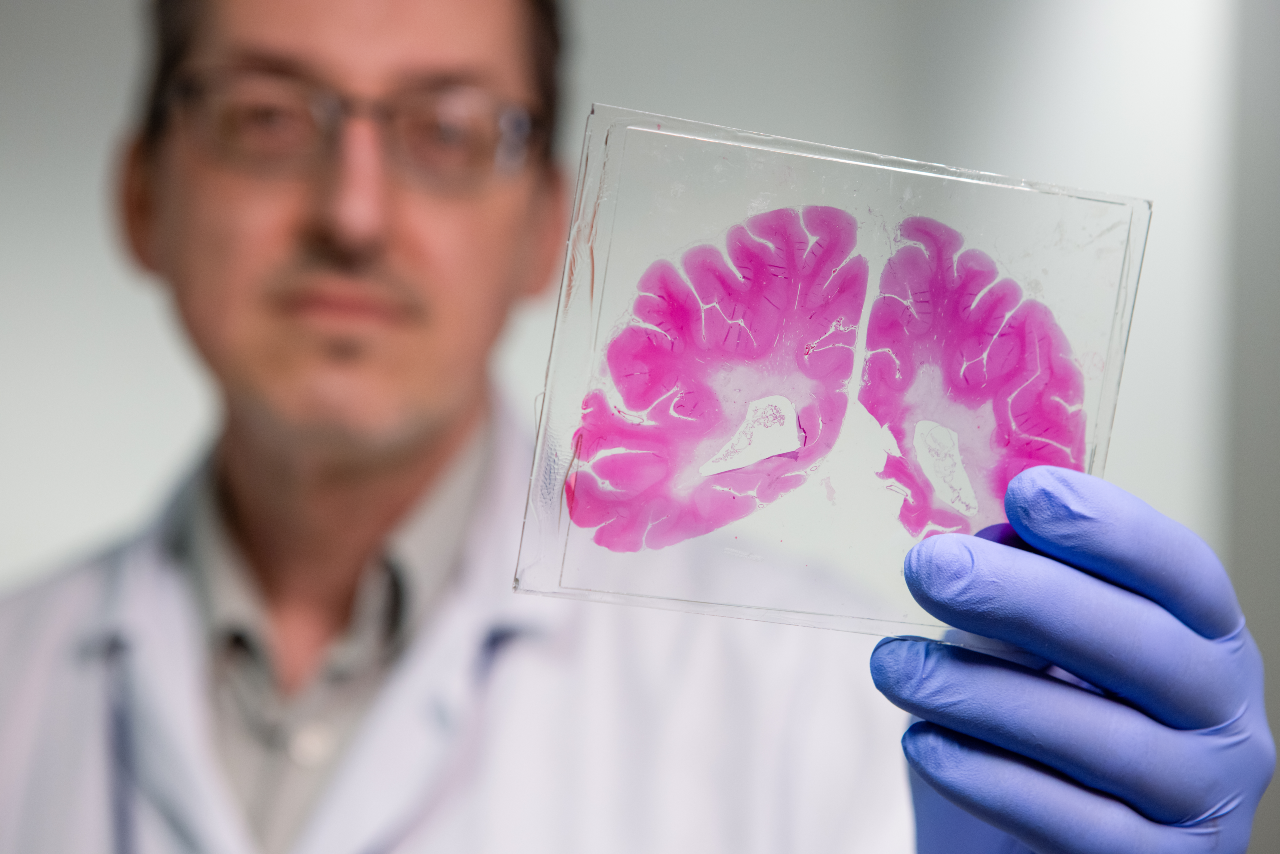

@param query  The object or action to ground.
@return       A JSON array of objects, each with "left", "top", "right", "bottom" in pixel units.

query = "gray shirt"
[{"left": 170, "top": 426, "right": 492, "bottom": 854}]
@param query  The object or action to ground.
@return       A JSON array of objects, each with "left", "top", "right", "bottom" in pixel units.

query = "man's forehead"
[{"left": 199, "top": 0, "right": 535, "bottom": 99}]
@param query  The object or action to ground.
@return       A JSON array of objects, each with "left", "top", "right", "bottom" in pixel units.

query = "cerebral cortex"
[
  {"left": 566, "top": 207, "right": 869, "bottom": 552},
  {"left": 858, "top": 217, "right": 1086, "bottom": 537}
]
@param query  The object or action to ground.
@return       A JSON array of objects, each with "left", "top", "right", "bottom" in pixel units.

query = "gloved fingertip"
[
  {"left": 901, "top": 720, "right": 955, "bottom": 774},
  {"left": 1004, "top": 465, "right": 1099, "bottom": 536},
  {"left": 904, "top": 534, "right": 976, "bottom": 610},
  {"left": 872, "top": 635, "right": 906, "bottom": 655},
  {"left": 869, "top": 637, "right": 907, "bottom": 687},
  {"left": 869, "top": 636, "right": 929, "bottom": 698}
]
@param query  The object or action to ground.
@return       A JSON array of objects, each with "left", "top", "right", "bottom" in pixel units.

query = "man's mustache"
[{"left": 265, "top": 243, "right": 429, "bottom": 323}]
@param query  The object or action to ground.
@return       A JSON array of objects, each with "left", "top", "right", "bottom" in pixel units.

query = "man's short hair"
[{"left": 136, "top": 0, "right": 563, "bottom": 162}]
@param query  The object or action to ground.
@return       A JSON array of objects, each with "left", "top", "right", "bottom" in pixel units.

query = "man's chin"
[
  {"left": 226, "top": 391, "right": 459, "bottom": 472},
  {"left": 281, "top": 415, "right": 438, "bottom": 462}
]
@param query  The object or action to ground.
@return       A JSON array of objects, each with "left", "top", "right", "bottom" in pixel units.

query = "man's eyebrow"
[
  {"left": 216, "top": 50, "right": 322, "bottom": 82},
  {"left": 397, "top": 69, "right": 500, "bottom": 93},
  {"left": 206, "top": 50, "right": 502, "bottom": 95}
]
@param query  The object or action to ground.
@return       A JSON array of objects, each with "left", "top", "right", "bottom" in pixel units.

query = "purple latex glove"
[{"left": 870, "top": 467, "right": 1275, "bottom": 854}]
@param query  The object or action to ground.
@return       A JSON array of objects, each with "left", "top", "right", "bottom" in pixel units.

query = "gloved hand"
[{"left": 870, "top": 466, "right": 1275, "bottom": 854}]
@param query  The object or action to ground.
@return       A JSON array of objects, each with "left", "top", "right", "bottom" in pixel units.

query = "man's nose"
[{"left": 314, "top": 116, "right": 389, "bottom": 257}]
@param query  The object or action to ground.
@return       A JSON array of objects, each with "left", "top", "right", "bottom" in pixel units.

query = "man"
[{"left": 0, "top": 0, "right": 1271, "bottom": 852}]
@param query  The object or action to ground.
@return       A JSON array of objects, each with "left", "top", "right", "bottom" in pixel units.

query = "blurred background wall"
[
  {"left": 1229, "top": 0, "right": 1280, "bottom": 845},
  {"left": 0, "top": 0, "right": 1275, "bottom": 845}
]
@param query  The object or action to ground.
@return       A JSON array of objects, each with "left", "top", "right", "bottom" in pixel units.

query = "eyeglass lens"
[{"left": 184, "top": 71, "right": 534, "bottom": 192}]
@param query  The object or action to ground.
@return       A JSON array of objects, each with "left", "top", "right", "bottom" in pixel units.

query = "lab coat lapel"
[
  {"left": 108, "top": 532, "right": 257, "bottom": 854},
  {"left": 288, "top": 584, "right": 499, "bottom": 854},
  {"left": 291, "top": 401, "right": 576, "bottom": 854}
]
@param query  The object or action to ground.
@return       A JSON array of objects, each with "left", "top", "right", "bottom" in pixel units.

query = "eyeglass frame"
[{"left": 163, "top": 66, "right": 550, "bottom": 194}]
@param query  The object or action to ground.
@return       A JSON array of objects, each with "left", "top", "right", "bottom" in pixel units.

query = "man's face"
[{"left": 125, "top": 0, "right": 564, "bottom": 461}]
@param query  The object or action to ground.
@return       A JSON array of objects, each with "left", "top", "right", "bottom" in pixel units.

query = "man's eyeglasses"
[{"left": 169, "top": 70, "right": 545, "bottom": 194}]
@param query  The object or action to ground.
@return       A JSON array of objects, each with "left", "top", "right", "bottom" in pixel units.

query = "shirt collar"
[
  {"left": 169, "top": 417, "right": 496, "bottom": 682},
  {"left": 384, "top": 417, "right": 494, "bottom": 640}
]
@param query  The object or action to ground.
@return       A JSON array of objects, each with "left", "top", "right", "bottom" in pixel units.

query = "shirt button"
[{"left": 289, "top": 723, "right": 336, "bottom": 768}]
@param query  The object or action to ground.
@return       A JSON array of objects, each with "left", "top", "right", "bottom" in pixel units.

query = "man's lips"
[{"left": 274, "top": 283, "right": 421, "bottom": 326}]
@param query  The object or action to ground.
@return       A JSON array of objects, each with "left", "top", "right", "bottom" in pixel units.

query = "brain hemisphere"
[
  {"left": 567, "top": 206, "right": 869, "bottom": 552},
  {"left": 859, "top": 216, "right": 1086, "bottom": 537}
]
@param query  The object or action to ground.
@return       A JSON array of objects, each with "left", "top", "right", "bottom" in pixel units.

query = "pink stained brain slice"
[
  {"left": 566, "top": 206, "right": 870, "bottom": 552},
  {"left": 858, "top": 216, "right": 1087, "bottom": 537}
]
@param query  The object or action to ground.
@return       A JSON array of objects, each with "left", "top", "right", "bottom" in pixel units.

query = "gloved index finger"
[
  {"left": 1004, "top": 467, "right": 1242, "bottom": 640},
  {"left": 904, "top": 534, "right": 1248, "bottom": 729}
]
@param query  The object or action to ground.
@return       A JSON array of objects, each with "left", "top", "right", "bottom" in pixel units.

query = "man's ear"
[
  {"left": 118, "top": 135, "right": 162, "bottom": 274},
  {"left": 523, "top": 163, "right": 569, "bottom": 299}
]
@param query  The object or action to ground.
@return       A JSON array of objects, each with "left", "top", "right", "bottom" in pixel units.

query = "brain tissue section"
[
  {"left": 566, "top": 206, "right": 869, "bottom": 552},
  {"left": 858, "top": 216, "right": 1086, "bottom": 537}
]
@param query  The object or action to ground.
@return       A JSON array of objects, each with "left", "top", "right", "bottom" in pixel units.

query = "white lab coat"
[{"left": 0, "top": 405, "right": 914, "bottom": 854}]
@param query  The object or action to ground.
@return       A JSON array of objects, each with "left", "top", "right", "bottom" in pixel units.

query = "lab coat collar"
[
  {"left": 449, "top": 392, "right": 579, "bottom": 639},
  {"left": 83, "top": 527, "right": 259, "bottom": 854},
  {"left": 80, "top": 392, "right": 574, "bottom": 854},
  {"left": 291, "top": 392, "right": 578, "bottom": 854}
]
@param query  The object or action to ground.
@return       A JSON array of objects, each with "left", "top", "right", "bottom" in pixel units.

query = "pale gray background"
[{"left": 1, "top": 0, "right": 1276, "bottom": 846}]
